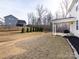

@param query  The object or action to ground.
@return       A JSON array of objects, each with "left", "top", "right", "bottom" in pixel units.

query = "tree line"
[{"left": 27, "top": 5, "right": 53, "bottom": 26}]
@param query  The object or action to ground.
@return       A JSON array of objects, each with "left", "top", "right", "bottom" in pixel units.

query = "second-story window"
[
  {"left": 76, "top": 5, "right": 78, "bottom": 11},
  {"left": 76, "top": 20, "right": 79, "bottom": 30}
]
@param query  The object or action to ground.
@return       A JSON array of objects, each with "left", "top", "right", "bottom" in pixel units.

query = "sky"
[{"left": 0, "top": 0, "right": 62, "bottom": 22}]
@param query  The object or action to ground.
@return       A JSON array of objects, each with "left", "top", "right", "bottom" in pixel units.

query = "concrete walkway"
[{"left": 0, "top": 33, "right": 75, "bottom": 59}]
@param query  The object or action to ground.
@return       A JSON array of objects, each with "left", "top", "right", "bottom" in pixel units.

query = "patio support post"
[
  {"left": 52, "top": 22, "right": 56, "bottom": 35},
  {"left": 52, "top": 22, "right": 54, "bottom": 35},
  {"left": 54, "top": 24, "right": 56, "bottom": 35}
]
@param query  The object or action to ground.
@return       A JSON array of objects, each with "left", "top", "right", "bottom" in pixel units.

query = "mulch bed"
[{"left": 64, "top": 36, "right": 79, "bottom": 54}]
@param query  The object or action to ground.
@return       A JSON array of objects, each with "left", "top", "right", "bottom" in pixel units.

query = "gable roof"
[{"left": 4, "top": 15, "right": 18, "bottom": 20}]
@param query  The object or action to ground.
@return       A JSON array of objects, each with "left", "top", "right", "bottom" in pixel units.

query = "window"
[
  {"left": 76, "top": 20, "right": 79, "bottom": 30},
  {"left": 76, "top": 5, "right": 78, "bottom": 11}
]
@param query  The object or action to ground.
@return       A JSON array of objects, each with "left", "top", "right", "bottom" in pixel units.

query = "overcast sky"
[{"left": 0, "top": 0, "right": 62, "bottom": 22}]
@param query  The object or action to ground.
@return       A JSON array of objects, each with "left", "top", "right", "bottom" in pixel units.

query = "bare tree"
[
  {"left": 27, "top": 12, "right": 36, "bottom": 25},
  {"left": 46, "top": 12, "right": 53, "bottom": 25},
  {"left": 55, "top": 12, "right": 59, "bottom": 19},
  {"left": 60, "top": 3, "right": 65, "bottom": 18},
  {"left": 36, "top": 5, "right": 48, "bottom": 25},
  {"left": 27, "top": 5, "right": 53, "bottom": 27},
  {"left": 43, "top": 15, "right": 47, "bottom": 25},
  {"left": 43, "top": 12, "right": 53, "bottom": 26}
]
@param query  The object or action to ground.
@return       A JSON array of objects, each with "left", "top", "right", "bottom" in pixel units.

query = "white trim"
[
  {"left": 52, "top": 18, "right": 76, "bottom": 23},
  {"left": 52, "top": 22, "right": 56, "bottom": 35}
]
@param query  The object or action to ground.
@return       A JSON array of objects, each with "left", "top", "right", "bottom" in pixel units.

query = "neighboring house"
[
  {"left": 4, "top": 15, "right": 26, "bottom": 27},
  {"left": 16, "top": 20, "right": 26, "bottom": 27},
  {"left": 4, "top": 15, "right": 18, "bottom": 26}
]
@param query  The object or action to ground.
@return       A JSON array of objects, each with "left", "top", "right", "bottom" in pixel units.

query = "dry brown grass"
[
  {"left": 0, "top": 33, "right": 75, "bottom": 59},
  {"left": 0, "top": 32, "right": 47, "bottom": 59},
  {"left": 0, "top": 31, "right": 44, "bottom": 42}
]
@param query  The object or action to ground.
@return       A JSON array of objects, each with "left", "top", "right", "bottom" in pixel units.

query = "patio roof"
[{"left": 52, "top": 17, "right": 76, "bottom": 23}]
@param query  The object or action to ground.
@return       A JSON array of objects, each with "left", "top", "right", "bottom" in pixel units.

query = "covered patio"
[{"left": 52, "top": 17, "right": 76, "bottom": 36}]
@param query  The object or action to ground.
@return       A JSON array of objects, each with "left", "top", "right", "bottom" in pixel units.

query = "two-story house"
[
  {"left": 4, "top": 15, "right": 18, "bottom": 26},
  {"left": 4, "top": 15, "right": 26, "bottom": 27}
]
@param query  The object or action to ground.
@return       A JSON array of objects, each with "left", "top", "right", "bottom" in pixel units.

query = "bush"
[
  {"left": 42, "top": 28, "right": 43, "bottom": 32},
  {"left": 26, "top": 28, "right": 29, "bottom": 32},
  {"left": 34, "top": 27, "right": 43, "bottom": 32},
  {"left": 21, "top": 28, "right": 26, "bottom": 33},
  {"left": 30, "top": 27, "right": 43, "bottom": 32},
  {"left": 30, "top": 27, "right": 32, "bottom": 32},
  {"left": 38, "top": 28, "right": 40, "bottom": 32},
  {"left": 38, "top": 27, "right": 43, "bottom": 32},
  {"left": 35, "top": 27, "right": 37, "bottom": 32},
  {"left": 39, "top": 27, "right": 41, "bottom": 32},
  {"left": 33, "top": 27, "right": 35, "bottom": 32},
  {"left": 37, "top": 27, "right": 39, "bottom": 32}
]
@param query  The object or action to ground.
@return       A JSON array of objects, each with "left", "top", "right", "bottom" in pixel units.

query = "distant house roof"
[
  {"left": 17, "top": 20, "right": 26, "bottom": 24},
  {"left": 4, "top": 15, "right": 18, "bottom": 20},
  {"left": 16, "top": 20, "right": 26, "bottom": 26}
]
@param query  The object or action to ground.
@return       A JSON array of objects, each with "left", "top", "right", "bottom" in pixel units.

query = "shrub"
[
  {"left": 35, "top": 27, "right": 37, "bottom": 32},
  {"left": 38, "top": 27, "right": 40, "bottom": 32},
  {"left": 33, "top": 27, "right": 35, "bottom": 32},
  {"left": 40, "top": 28, "right": 43, "bottom": 32},
  {"left": 26, "top": 28, "right": 29, "bottom": 32},
  {"left": 39, "top": 27, "right": 42, "bottom": 32},
  {"left": 37, "top": 27, "right": 39, "bottom": 32},
  {"left": 34, "top": 27, "right": 43, "bottom": 32},
  {"left": 21, "top": 27, "right": 26, "bottom": 33},
  {"left": 36, "top": 27, "right": 39, "bottom": 32},
  {"left": 30, "top": 27, "right": 32, "bottom": 32}
]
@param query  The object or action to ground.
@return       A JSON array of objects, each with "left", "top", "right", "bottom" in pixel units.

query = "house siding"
[
  {"left": 69, "top": 0, "right": 79, "bottom": 37},
  {"left": 4, "top": 15, "right": 18, "bottom": 26}
]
